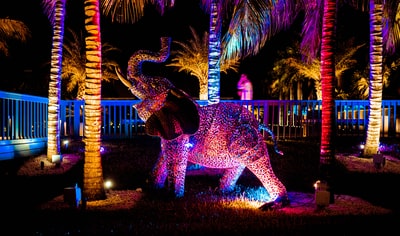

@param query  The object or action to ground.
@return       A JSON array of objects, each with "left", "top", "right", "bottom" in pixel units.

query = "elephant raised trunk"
[
  {"left": 116, "top": 37, "right": 174, "bottom": 101},
  {"left": 118, "top": 37, "right": 288, "bottom": 210}
]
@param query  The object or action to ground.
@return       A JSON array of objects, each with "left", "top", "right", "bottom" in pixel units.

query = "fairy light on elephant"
[{"left": 116, "top": 37, "right": 289, "bottom": 210}]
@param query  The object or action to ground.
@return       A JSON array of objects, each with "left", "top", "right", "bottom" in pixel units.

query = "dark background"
[{"left": 1, "top": 0, "right": 387, "bottom": 100}]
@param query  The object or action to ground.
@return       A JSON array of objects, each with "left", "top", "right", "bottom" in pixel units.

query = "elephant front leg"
[
  {"left": 166, "top": 153, "right": 188, "bottom": 198},
  {"left": 163, "top": 137, "right": 190, "bottom": 198}
]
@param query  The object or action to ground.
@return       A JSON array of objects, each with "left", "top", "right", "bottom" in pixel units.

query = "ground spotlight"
[
  {"left": 314, "top": 180, "right": 330, "bottom": 208},
  {"left": 63, "top": 139, "right": 69, "bottom": 149},
  {"left": 104, "top": 179, "right": 113, "bottom": 190}
]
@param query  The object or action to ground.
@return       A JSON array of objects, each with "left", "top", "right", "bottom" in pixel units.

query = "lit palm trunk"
[
  {"left": 319, "top": 0, "right": 336, "bottom": 200},
  {"left": 83, "top": 0, "right": 105, "bottom": 201},
  {"left": 207, "top": 0, "right": 221, "bottom": 105},
  {"left": 364, "top": 0, "right": 383, "bottom": 157},
  {"left": 47, "top": 0, "right": 66, "bottom": 161}
]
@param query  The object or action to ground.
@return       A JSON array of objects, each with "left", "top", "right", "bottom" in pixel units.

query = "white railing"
[{"left": 1, "top": 90, "right": 400, "bottom": 143}]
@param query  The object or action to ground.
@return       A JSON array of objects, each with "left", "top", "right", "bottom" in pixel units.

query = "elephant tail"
[{"left": 258, "top": 123, "right": 284, "bottom": 156}]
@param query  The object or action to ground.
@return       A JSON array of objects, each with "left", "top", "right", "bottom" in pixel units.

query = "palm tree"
[
  {"left": 166, "top": 26, "right": 239, "bottom": 100},
  {"left": 319, "top": 0, "right": 337, "bottom": 204},
  {"left": 204, "top": 0, "right": 221, "bottom": 104},
  {"left": 96, "top": 0, "right": 175, "bottom": 202},
  {"left": 363, "top": 0, "right": 383, "bottom": 157},
  {"left": 346, "top": 0, "right": 400, "bottom": 157},
  {"left": 201, "top": 0, "right": 271, "bottom": 104},
  {"left": 270, "top": 41, "right": 366, "bottom": 100},
  {"left": 41, "top": 0, "right": 67, "bottom": 162},
  {"left": 0, "top": 18, "right": 31, "bottom": 56},
  {"left": 296, "top": 0, "right": 337, "bottom": 204},
  {"left": 102, "top": 0, "right": 298, "bottom": 104},
  {"left": 61, "top": 29, "right": 121, "bottom": 100},
  {"left": 202, "top": 0, "right": 305, "bottom": 104},
  {"left": 82, "top": 0, "right": 106, "bottom": 201}
]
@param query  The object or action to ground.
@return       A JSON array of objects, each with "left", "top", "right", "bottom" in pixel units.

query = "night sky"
[
  {"left": 1, "top": 0, "right": 380, "bottom": 100},
  {"left": 1, "top": 0, "right": 224, "bottom": 98}
]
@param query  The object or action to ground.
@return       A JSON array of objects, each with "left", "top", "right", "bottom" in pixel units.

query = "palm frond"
[
  {"left": 100, "top": 0, "right": 174, "bottom": 24},
  {"left": 0, "top": 18, "right": 31, "bottom": 56},
  {"left": 222, "top": 0, "right": 269, "bottom": 61},
  {"left": 41, "top": 0, "right": 57, "bottom": 25},
  {"left": 335, "top": 43, "right": 366, "bottom": 79},
  {"left": 300, "top": 0, "right": 324, "bottom": 63},
  {"left": 61, "top": 29, "right": 121, "bottom": 98},
  {"left": 351, "top": 72, "right": 369, "bottom": 99},
  {"left": 222, "top": 0, "right": 300, "bottom": 61},
  {"left": 271, "top": 39, "right": 367, "bottom": 99},
  {"left": 167, "top": 26, "right": 239, "bottom": 82},
  {"left": 383, "top": 0, "right": 400, "bottom": 55}
]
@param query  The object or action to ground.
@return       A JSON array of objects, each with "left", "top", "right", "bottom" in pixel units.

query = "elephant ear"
[{"left": 145, "top": 88, "right": 200, "bottom": 140}]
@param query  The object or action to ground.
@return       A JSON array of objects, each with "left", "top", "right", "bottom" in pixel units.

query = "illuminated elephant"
[{"left": 116, "top": 37, "right": 288, "bottom": 209}]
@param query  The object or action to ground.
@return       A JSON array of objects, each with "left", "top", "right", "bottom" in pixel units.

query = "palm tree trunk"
[
  {"left": 364, "top": 0, "right": 383, "bottom": 157},
  {"left": 47, "top": 0, "right": 66, "bottom": 161},
  {"left": 207, "top": 0, "right": 221, "bottom": 105},
  {"left": 83, "top": 0, "right": 106, "bottom": 201},
  {"left": 319, "top": 0, "right": 337, "bottom": 203}
]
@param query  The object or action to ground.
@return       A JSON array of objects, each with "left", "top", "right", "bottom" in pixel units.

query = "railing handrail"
[{"left": 1, "top": 90, "right": 399, "bottom": 143}]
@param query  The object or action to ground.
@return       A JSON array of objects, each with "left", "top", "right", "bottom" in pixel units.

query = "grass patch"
[{"left": 6, "top": 136, "right": 400, "bottom": 235}]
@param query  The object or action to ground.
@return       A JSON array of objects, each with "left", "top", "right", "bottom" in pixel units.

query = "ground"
[{"left": 15, "top": 150, "right": 400, "bottom": 215}]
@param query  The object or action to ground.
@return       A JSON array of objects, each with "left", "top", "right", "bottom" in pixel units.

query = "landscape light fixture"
[
  {"left": 62, "top": 139, "right": 69, "bottom": 150},
  {"left": 52, "top": 154, "right": 62, "bottom": 164},
  {"left": 104, "top": 179, "right": 113, "bottom": 190},
  {"left": 314, "top": 180, "right": 330, "bottom": 208}
]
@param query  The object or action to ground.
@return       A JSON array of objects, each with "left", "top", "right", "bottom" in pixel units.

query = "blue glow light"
[{"left": 185, "top": 142, "right": 193, "bottom": 148}]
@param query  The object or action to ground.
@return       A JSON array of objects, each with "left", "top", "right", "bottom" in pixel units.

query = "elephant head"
[{"left": 116, "top": 37, "right": 200, "bottom": 140}]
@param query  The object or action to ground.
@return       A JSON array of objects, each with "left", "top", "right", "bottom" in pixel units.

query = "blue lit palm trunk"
[
  {"left": 319, "top": 0, "right": 336, "bottom": 202},
  {"left": 207, "top": 0, "right": 221, "bottom": 105},
  {"left": 83, "top": 0, "right": 106, "bottom": 201},
  {"left": 364, "top": 0, "right": 383, "bottom": 157},
  {"left": 47, "top": 0, "right": 66, "bottom": 161}
]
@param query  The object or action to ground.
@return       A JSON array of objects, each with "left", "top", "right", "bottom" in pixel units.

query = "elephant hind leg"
[
  {"left": 219, "top": 165, "right": 246, "bottom": 193},
  {"left": 246, "top": 156, "right": 287, "bottom": 204}
]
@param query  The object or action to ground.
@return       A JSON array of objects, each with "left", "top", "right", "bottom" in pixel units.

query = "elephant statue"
[{"left": 116, "top": 37, "right": 289, "bottom": 209}]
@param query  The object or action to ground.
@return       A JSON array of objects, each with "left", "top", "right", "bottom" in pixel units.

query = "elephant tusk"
[{"left": 115, "top": 66, "right": 133, "bottom": 88}]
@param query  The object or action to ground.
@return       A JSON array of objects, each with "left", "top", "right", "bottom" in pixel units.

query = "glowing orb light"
[{"left": 104, "top": 180, "right": 113, "bottom": 189}]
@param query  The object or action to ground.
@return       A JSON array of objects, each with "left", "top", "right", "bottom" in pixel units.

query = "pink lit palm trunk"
[
  {"left": 364, "top": 0, "right": 383, "bottom": 157},
  {"left": 319, "top": 0, "right": 336, "bottom": 195},
  {"left": 47, "top": 0, "right": 66, "bottom": 161},
  {"left": 83, "top": 0, "right": 105, "bottom": 201}
]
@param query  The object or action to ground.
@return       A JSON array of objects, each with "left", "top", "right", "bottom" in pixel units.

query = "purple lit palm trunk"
[
  {"left": 83, "top": 0, "right": 105, "bottom": 201},
  {"left": 319, "top": 0, "right": 336, "bottom": 195},
  {"left": 46, "top": 0, "right": 66, "bottom": 161},
  {"left": 364, "top": 0, "right": 383, "bottom": 157},
  {"left": 207, "top": 0, "right": 221, "bottom": 105}
]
